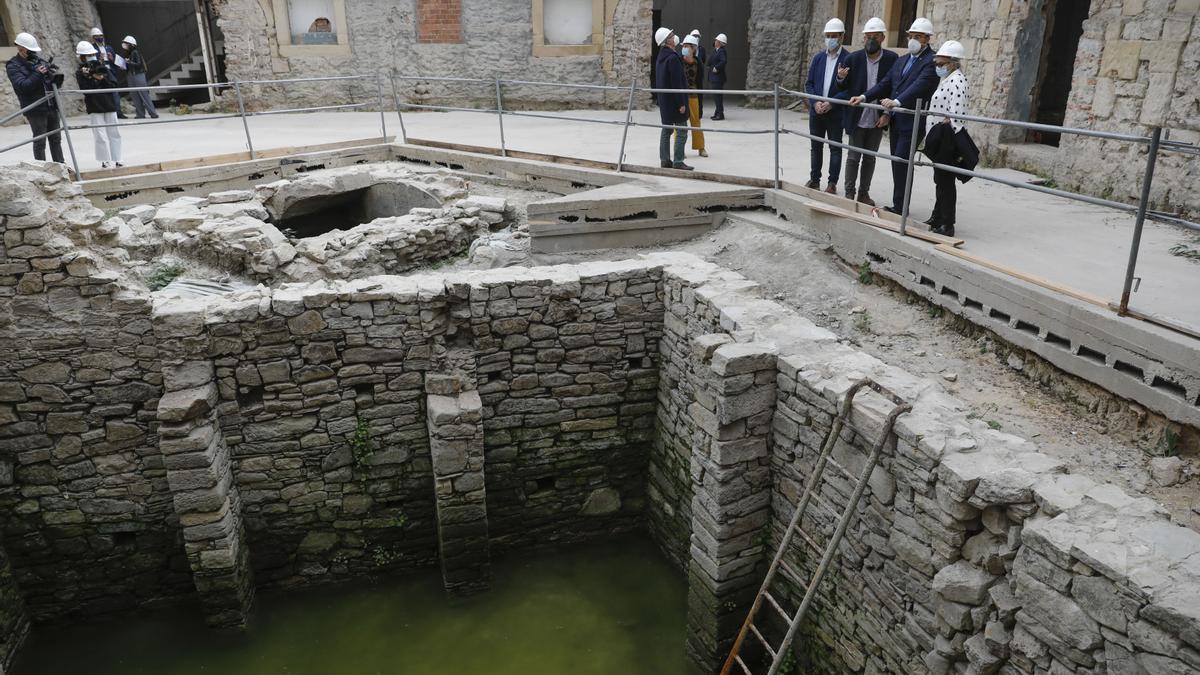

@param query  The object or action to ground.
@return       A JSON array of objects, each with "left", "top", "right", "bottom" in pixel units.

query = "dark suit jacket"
[
  {"left": 832, "top": 48, "right": 899, "bottom": 133},
  {"left": 655, "top": 47, "right": 688, "bottom": 124},
  {"left": 803, "top": 47, "right": 851, "bottom": 115},
  {"left": 708, "top": 46, "right": 727, "bottom": 84},
  {"left": 862, "top": 46, "right": 938, "bottom": 133}
]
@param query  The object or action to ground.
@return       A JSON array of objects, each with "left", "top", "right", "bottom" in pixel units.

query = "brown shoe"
[
  {"left": 857, "top": 193, "right": 876, "bottom": 207},
  {"left": 824, "top": 184, "right": 837, "bottom": 195},
  {"left": 845, "top": 189, "right": 856, "bottom": 200}
]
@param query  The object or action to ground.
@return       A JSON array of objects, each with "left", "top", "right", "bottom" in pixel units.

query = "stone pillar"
[
  {"left": 685, "top": 338, "right": 778, "bottom": 671},
  {"left": 425, "top": 373, "right": 490, "bottom": 595},
  {"left": 158, "top": 360, "right": 254, "bottom": 628},
  {"left": 0, "top": 534, "right": 29, "bottom": 675}
]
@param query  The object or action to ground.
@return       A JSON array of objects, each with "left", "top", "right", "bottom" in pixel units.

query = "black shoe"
[
  {"left": 150, "top": 114, "right": 159, "bottom": 119},
  {"left": 883, "top": 205, "right": 900, "bottom": 215},
  {"left": 711, "top": 115, "right": 724, "bottom": 121},
  {"left": 941, "top": 225, "right": 955, "bottom": 237},
  {"left": 117, "top": 113, "right": 128, "bottom": 119},
  {"left": 661, "top": 160, "right": 673, "bottom": 168},
  {"left": 923, "top": 216, "right": 941, "bottom": 227},
  {"left": 672, "top": 162, "right": 694, "bottom": 171},
  {"left": 805, "top": 179, "right": 820, "bottom": 189}
]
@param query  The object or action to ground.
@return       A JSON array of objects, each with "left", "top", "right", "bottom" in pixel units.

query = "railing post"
[
  {"left": 50, "top": 84, "right": 81, "bottom": 180},
  {"left": 233, "top": 81, "right": 255, "bottom": 160},
  {"left": 389, "top": 73, "right": 408, "bottom": 144},
  {"left": 616, "top": 80, "right": 637, "bottom": 172},
  {"left": 899, "top": 98, "right": 923, "bottom": 237},
  {"left": 494, "top": 78, "right": 507, "bottom": 157},
  {"left": 773, "top": 84, "right": 781, "bottom": 189},
  {"left": 376, "top": 73, "right": 388, "bottom": 143},
  {"left": 1118, "top": 126, "right": 1162, "bottom": 315}
]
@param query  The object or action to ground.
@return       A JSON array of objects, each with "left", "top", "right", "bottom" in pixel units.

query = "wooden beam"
[
  {"left": 804, "top": 200, "right": 965, "bottom": 247},
  {"left": 934, "top": 243, "right": 1110, "bottom": 308},
  {"left": 79, "top": 137, "right": 395, "bottom": 181}
]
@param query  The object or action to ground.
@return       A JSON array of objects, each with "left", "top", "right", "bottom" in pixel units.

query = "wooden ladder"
[{"left": 720, "top": 378, "right": 912, "bottom": 675}]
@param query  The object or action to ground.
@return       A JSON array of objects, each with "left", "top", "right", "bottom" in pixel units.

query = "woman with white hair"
[{"left": 924, "top": 40, "right": 969, "bottom": 236}]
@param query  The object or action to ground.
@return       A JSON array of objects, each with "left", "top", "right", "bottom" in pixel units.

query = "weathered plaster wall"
[{"left": 211, "top": 0, "right": 652, "bottom": 110}]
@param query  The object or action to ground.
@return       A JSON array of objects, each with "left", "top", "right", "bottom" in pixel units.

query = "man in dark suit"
[
  {"left": 708, "top": 34, "right": 727, "bottom": 120},
  {"left": 850, "top": 17, "right": 939, "bottom": 214},
  {"left": 832, "top": 17, "right": 898, "bottom": 206},
  {"left": 803, "top": 18, "right": 852, "bottom": 194},
  {"left": 655, "top": 27, "right": 693, "bottom": 170}
]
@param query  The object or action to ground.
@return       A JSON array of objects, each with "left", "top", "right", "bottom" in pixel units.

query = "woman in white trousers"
[{"left": 74, "top": 41, "right": 123, "bottom": 167}]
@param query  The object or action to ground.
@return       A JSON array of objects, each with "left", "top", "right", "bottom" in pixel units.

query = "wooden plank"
[
  {"left": 79, "top": 136, "right": 394, "bottom": 181},
  {"left": 403, "top": 137, "right": 774, "bottom": 188},
  {"left": 1107, "top": 304, "right": 1200, "bottom": 341},
  {"left": 934, "top": 243, "right": 1110, "bottom": 307},
  {"left": 805, "top": 200, "right": 965, "bottom": 247}
]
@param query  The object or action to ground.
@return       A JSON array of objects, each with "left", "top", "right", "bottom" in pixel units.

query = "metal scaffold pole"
[{"left": 616, "top": 80, "right": 637, "bottom": 171}]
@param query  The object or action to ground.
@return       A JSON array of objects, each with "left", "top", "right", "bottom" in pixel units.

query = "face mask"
[
  {"left": 908, "top": 38, "right": 922, "bottom": 54},
  {"left": 825, "top": 37, "right": 840, "bottom": 50},
  {"left": 865, "top": 38, "right": 881, "bottom": 54},
  {"left": 936, "top": 65, "right": 949, "bottom": 78},
  {"left": 682, "top": 47, "right": 692, "bottom": 57}
]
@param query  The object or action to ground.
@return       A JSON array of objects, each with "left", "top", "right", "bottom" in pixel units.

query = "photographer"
[
  {"left": 5, "top": 32, "right": 65, "bottom": 163},
  {"left": 75, "top": 41, "right": 123, "bottom": 168}
]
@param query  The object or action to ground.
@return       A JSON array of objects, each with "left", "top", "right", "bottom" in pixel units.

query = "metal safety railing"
[{"left": 3, "top": 69, "right": 1197, "bottom": 336}]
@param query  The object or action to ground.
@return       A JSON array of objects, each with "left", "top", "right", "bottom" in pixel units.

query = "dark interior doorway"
[
  {"left": 1027, "top": 0, "right": 1091, "bottom": 146},
  {"left": 654, "top": 0, "right": 752, "bottom": 91},
  {"left": 892, "top": 0, "right": 918, "bottom": 48}
]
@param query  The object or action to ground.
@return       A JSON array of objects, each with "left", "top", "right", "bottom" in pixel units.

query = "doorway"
[
  {"left": 1027, "top": 0, "right": 1091, "bottom": 146},
  {"left": 654, "top": 0, "right": 752, "bottom": 91}
]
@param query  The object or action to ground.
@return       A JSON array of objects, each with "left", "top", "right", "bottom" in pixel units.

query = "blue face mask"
[
  {"left": 682, "top": 47, "right": 692, "bottom": 57},
  {"left": 936, "top": 65, "right": 950, "bottom": 78},
  {"left": 825, "top": 37, "right": 840, "bottom": 50}
]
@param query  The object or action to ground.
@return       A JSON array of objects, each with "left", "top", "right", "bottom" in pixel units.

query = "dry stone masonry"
[{"left": 2, "top": 163, "right": 1199, "bottom": 674}]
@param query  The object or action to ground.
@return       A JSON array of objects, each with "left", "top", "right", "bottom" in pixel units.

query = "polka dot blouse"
[{"left": 930, "top": 69, "right": 969, "bottom": 133}]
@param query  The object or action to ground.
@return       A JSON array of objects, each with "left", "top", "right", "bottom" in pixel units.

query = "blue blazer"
[
  {"left": 803, "top": 47, "right": 851, "bottom": 115},
  {"left": 708, "top": 46, "right": 727, "bottom": 84},
  {"left": 832, "top": 48, "right": 899, "bottom": 133},
  {"left": 862, "top": 46, "right": 938, "bottom": 133},
  {"left": 655, "top": 47, "right": 688, "bottom": 124}
]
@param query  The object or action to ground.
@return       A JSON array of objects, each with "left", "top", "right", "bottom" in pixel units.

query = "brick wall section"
[{"left": 416, "top": 0, "right": 463, "bottom": 44}]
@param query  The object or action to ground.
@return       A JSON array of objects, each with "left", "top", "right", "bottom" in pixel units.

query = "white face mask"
[{"left": 908, "top": 38, "right": 922, "bottom": 55}]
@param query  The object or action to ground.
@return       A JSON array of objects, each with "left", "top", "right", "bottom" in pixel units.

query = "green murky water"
[{"left": 15, "top": 536, "right": 689, "bottom": 675}]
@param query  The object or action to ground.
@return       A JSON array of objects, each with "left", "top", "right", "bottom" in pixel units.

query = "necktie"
[{"left": 901, "top": 56, "right": 914, "bottom": 78}]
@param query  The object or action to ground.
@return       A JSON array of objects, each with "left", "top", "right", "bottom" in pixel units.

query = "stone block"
[
  {"left": 580, "top": 487, "right": 622, "bottom": 516},
  {"left": 933, "top": 560, "right": 998, "bottom": 605},
  {"left": 709, "top": 342, "right": 777, "bottom": 376},
  {"left": 157, "top": 383, "right": 218, "bottom": 423},
  {"left": 1015, "top": 572, "right": 1102, "bottom": 652},
  {"left": 1100, "top": 41, "right": 1141, "bottom": 79}
]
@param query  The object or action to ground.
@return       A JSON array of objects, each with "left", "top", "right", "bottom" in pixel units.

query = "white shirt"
[
  {"left": 822, "top": 50, "right": 839, "bottom": 97},
  {"left": 930, "top": 69, "right": 968, "bottom": 133}
]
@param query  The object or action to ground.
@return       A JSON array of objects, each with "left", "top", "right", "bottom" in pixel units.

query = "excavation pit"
[
  {"left": 271, "top": 182, "right": 445, "bottom": 239},
  {"left": 1, "top": 156, "right": 1198, "bottom": 675}
]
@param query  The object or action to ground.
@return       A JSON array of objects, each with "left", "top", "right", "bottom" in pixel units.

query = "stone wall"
[
  {"left": 0, "top": 163, "right": 194, "bottom": 623},
  {"left": 640, "top": 252, "right": 1200, "bottom": 674},
  {"left": 0, "top": 536, "right": 29, "bottom": 675},
  {"left": 211, "top": 0, "right": 652, "bottom": 110}
]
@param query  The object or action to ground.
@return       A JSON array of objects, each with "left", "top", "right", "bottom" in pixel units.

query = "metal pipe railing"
[{"left": 2, "top": 70, "right": 1193, "bottom": 336}]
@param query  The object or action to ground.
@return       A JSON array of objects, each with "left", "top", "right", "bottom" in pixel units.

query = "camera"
[
  {"left": 32, "top": 55, "right": 65, "bottom": 88},
  {"left": 81, "top": 58, "right": 107, "bottom": 77}
]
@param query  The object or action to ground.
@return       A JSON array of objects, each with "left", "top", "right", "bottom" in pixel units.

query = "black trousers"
[
  {"left": 711, "top": 82, "right": 724, "bottom": 116},
  {"left": 27, "top": 111, "right": 65, "bottom": 163},
  {"left": 932, "top": 168, "right": 957, "bottom": 225}
]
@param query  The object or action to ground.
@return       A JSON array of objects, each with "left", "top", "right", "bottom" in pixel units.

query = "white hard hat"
[
  {"left": 683, "top": 35, "right": 700, "bottom": 46},
  {"left": 655, "top": 27, "right": 674, "bottom": 46},
  {"left": 90, "top": 27, "right": 104, "bottom": 37},
  {"left": 936, "top": 40, "right": 965, "bottom": 59},
  {"left": 908, "top": 17, "right": 934, "bottom": 35},
  {"left": 824, "top": 18, "right": 846, "bottom": 33},
  {"left": 14, "top": 32, "right": 41, "bottom": 52},
  {"left": 863, "top": 17, "right": 886, "bottom": 34},
  {"left": 691, "top": 29, "right": 701, "bottom": 37},
  {"left": 122, "top": 35, "right": 137, "bottom": 46},
  {"left": 76, "top": 41, "right": 98, "bottom": 56},
  {"left": 715, "top": 33, "right": 727, "bottom": 44}
]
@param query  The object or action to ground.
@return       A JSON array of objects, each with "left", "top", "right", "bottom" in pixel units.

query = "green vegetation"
[
  {"left": 857, "top": 260, "right": 873, "bottom": 285},
  {"left": 854, "top": 310, "right": 873, "bottom": 334},
  {"left": 1169, "top": 243, "right": 1200, "bottom": 263},
  {"left": 349, "top": 417, "right": 374, "bottom": 470},
  {"left": 145, "top": 263, "right": 184, "bottom": 291}
]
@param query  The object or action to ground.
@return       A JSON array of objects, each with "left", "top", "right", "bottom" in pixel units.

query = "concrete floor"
[{"left": 0, "top": 105, "right": 1196, "bottom": 333}]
